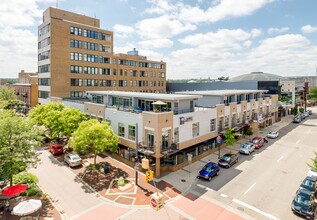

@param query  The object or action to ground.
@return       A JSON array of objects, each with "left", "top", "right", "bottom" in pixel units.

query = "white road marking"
[
  {"left": 220, "top": 193, "right": 228, "bottom": 198},
  {"left": 295, "top": 140, "right": 300, "bottom": 144},
  {"left": 196, "top": 184, "right": 214, "bottom": 192},
  {"left": 233, "top": 199, "right": 279, "bottom": 220},
  {"left": 244, "top": 182, "right": 256, "bottom": 195},
  {"left": 277, "top": 156, "right": 284, "bottom": 163}
]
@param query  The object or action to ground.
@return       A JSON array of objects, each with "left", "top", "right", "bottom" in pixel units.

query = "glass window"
[
  {"left": 192, "top": 122, "right": 199, "bottom": 137},
  {"left": 128, "top": 125, "right": 135, "bottom": 140},
  {"left": 210, "top": 119, "right": 216, "bottom": 132},
  {"left": 118, "top": 123, "right": 125, "bottom": 137}
]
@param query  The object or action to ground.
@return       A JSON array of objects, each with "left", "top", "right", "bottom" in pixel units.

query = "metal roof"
[
  {"left": 176, "top": 89, "right": 268, "bottom": 96},
  {"left": 86, "top": 91, "right": 202, "bottom": 101}
]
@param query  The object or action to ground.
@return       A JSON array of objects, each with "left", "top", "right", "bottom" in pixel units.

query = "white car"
[
  {"left": 307, "top": 168, "right": 317, "bottom": 178},
  {"left": 239, "top": 142, "right": 255, "bottom": 155},
  {"left": 267, "top": 131, "right": 279, "bottom": 139},
  {"left": 64, "top": 153, "right": 82, "bottom": 167}
]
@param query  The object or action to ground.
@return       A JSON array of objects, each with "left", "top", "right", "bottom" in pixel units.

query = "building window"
[
  {"left": 38, "top": 78, "right": 50, "bottom": 86},
  {"left": 38, "top": 37, "right": 50, "bottom": 49},
  {"left": 174, "top": 127, "right": 179, "bottom": 143},
  {"left": 38, "top": 91, "right": 50, "bottom": 99},
  {"left": 84, "top": 42, "right": 98, "bottom": 51},
  {"left": 70, "top": 78, "right": 82, "bottom": 86},
  {"left": 237, "top": 113, "right": 241, "bottom": 124},
  {"left": 70, "top": 27, "right": 82, "bottom": 36},
  {"left": 39, "top": 24, "right": 50, "bottom": 36},
  {"left": 84, "top": 54, "right": 98, "bottom": 62},
  {"left": 84, "top": 67, "right": 98, "bottom": 74},
  {"left": 38, "top": 64, "right": 50, "bottom": 73},
  {"left": 70, "top": 91, "right": 83, "bottom": 97},
  {"left": 38, "top": 51, "right": 50, "bottom": 61},
  {"left": 99, "top": 45, "right": 111, "bottom": 53},
  {"left": 70, "top": 52, "right": 82, "bottom": 61},
  {"left": 70, "top": 40, "right": 82, "bottom": 48},
  {"left": 70, "top": 65, "right": 82, "bottom": 74},
  {"left": 192, "top": 122, "right": 199, "bottom": 137},
  {"left": 83, "top": 29, "right": 98, "bottom": 39},
  {"left": 99, "top": 68, "right": 111, "bottom": 75},
  {"left": 146, "top": 129, "right": 154, "bottom": 147},
  {"left": 99, "top": 56, "right": 111, "bottom": 63},
  {"left": 210, "top": 119, "right": 216, "bottom": 132},
  {"left": 99, "top": 33, "right": 111, "bottom": 41},
  {"left": 118, "top": 123, "right": 125, "bottom": 137},
  {"left": 224, "top": 115, "right": 229, "bottom": 128},
  {"left": 128, "top": 125, "right": 135, "bottom": 140}
]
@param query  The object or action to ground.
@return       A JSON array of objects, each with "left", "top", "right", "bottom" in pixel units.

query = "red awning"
[{"left": 1, "top": 184, "right": 28, "bottom": 197}]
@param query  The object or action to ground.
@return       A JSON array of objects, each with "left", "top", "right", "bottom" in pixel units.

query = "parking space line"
[
  {"left": 295, "top": 140, "right": 300, "bottom": 144},
  {"left": 244, "top": 182, "right": 256, "bottom": 195},
  {"left": 220, "top": 193, "right": 228, "bottom": 198},
  {"left": 277, "top": 156, "right": 284, "bottom": 163},
  {"left": 233, "top": 199, "right": 279, "bottom": 220},
  {"left": 196, "top": 184, "right": 215, "bottom": 192}
]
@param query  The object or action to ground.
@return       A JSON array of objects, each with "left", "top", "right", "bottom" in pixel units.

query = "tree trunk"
[{"left": 94, "top": 154, "right": 97, "bottom": 165}]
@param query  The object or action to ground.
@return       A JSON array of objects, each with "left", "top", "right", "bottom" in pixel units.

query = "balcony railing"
[
  {"left": 161, "top": 143, "right": 179, "bottom": 155},
  {"left": 138, "top": 145, "right": 155, "bottom": 155}
]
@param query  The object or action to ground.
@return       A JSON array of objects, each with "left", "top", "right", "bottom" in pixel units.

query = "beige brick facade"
[{"left": 38, "top": 7, "right": 166, "bottom": 101}]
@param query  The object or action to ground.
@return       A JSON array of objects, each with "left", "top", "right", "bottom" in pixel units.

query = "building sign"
[{"left": 180, "top": 116, "right": 193, "bottom": 125}]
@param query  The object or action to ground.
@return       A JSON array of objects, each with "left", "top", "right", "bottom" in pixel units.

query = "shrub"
[{"left": 13, "top": 172, "right": 38, "bottom": 185}]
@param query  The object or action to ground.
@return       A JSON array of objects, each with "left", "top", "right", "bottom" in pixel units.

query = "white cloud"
[
  {"left": 166, "top": 34, "right": 317, "bottom": 79},
  {"left": 250, "top": 28, "right": 262, "bottom": 38},
  {"left": 113, "top": 24, "right": 134, "bottom": 34},
  {"left": 301, "top": 25, "right": 317, "bottom": 33},
  {"left": 138, "top": 38, "right": 173, "bottom": 49},
  {"left": 267, "top": 27, "right": 289, "bottom": 34},
  {"left": 136, "top": 16, "right": 196, "bottom": 39}
]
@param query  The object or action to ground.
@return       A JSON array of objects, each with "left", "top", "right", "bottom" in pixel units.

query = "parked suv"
[
  {"left": 293, "top": 116, "right": 301, "bottom": 123},
  {"left": 292, "top": 188, "right": 316, "bottom": 219},
  {"left": 197, "top": 162, "right": 220, "bottom": 181},
  {"left": 239, "top": 142, "right": 255, "bottom": 155},
  {"left": 251, "top": 137, "right": 265, "bottom": 149},
  {"left": 218, "top": 153, "right": 238, "bottom": 168}
]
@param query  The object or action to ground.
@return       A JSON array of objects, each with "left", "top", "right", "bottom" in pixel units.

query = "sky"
[{"left": 1, "top": 0, "right": 317, "bottom": 80}]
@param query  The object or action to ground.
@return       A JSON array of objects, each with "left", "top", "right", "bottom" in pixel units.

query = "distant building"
[
  {"left": 12, "top": 70, "right": 38, "bottom": 107},
  {"left": 38, "top": 7, "right": 166, "bottom": 104}
]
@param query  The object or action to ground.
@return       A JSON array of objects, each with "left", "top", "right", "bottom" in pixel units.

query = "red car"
[
  {"left": 49, "top": 143, "right": 64, "bottom": 155},
  {"left": 251, "top": 137, "right": 264, "bottom": 149}
]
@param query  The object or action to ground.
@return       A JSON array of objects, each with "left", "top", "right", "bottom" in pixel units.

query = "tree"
[
  {"left": 308, "top": 152, "right": 317, "bottom": 172},
  {"left": 223, "top": 128, "right": 240, "bottom": 146},
  {"left": 0, "top": 111, "right": 43, "bottom": 185},
  {"left": 68, "top": 119, "right": 119, "bottom": 165},
  {"left": 0, "top": 87, "right": 15, "bottom": 101},
  {"left": 29, "top": 102, "right": 86, "bottom": 141},
  {"left": 307, "top": 87, "right": 317, "bottom": 100},
  {"left": 3, "top": 99, "right": 26, "bottom": 110},
  {"left": 245, "top": 126, "right": 253, "bottom": 141}
]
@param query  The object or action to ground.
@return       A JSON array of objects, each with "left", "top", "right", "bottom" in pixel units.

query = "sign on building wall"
[{"left": 179, "top": 116, "right": 193, "bottom": 125}]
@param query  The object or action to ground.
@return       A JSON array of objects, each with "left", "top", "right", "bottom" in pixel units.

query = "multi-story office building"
[
  {"left": 38, "top": 7, "right": 166, "bottom": 103},
  {"left": 57, "top": 90, "right": 278, "bottom": 177}
]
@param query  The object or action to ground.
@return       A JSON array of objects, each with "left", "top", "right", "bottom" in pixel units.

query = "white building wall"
[
  {"left": 105, "top": 108, "right": 143, "bottom": 143},
  {"left": 62, "top": 101, "right": 84, "bottom": 112},
  {"left": 225, "top": 105, "right": 230, "bottom": 116},
  {"left": 174, "top": 108, "right": 217, "bottom": 144}
]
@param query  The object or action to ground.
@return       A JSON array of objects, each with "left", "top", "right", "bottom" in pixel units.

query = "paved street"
[{"left": 29, "top": 108, "right": 317, "bottom": 220}]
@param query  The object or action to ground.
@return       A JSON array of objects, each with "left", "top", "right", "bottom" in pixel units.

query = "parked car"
[
  {"left": 291, "top": 188, "right": 316, "bottom": 219},
  {"left": 307, "top": 168, "right": 317, "bottom": 178},
  {"left": 267, "top": 131, "right": 279, "bottom": 139},
  {"left": 304, "top": 111, "right": 310, "bottom": 118},
  {"left": 197, "top": 162, "right": 220, "bottom": 181},
  {"left": 299, "top": 176, "right": 317, "bottom": 192},
  {"left": 64, "top": 153, "right": 82, "bottom": 167},
  {"left": 218, "top": 153, "right": 238, "bottom": 168},
  {"left": 239, "top": 142, "right": 255, "bottom": 155},
  {"left": 251, "top": 137, "right": 265, "bottom": 149},
  {"left": 49, "top": 143, "right": 64, "bottom": 155},
  {"left": 308, "top": 110, "right": 312, "bottom": 115},
  {"left": 293, "top": 116, "right": 301, "bottom": 123}
]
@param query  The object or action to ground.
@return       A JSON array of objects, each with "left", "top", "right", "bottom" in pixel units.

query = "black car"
[
  {"left": 292, "top": 189, "right": 316, "bottom": 219},
  {"left": 300, "top": 176, "right": 317, "bottom": 192},
  {"left": 218, "top": 153, "right": 238, "bottom": 168}
]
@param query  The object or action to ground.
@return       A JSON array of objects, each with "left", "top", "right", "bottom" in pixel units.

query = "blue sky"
[{"left": 1, "top": 0, "right": 317, "bottom": 79}]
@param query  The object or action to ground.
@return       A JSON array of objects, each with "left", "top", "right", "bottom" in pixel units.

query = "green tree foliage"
[
  {"left": 3, "top": 99, "right": 26, "bottom": 110},
  {"left": 308, "top": 87, "right": 317, "bottom": 100},
  {"left": 224, "top": 128, "right": 240, "bottom": 146},
  {"left": 308, "top": 152, "right": 317, "bottom": 172},
  {"left": 29, "top": 102, "right": 86, "bottom": 140},
  {"left": 291, "top": 106, "right": 298, "bottom": 115},
  {"left": 68, "top": 119, "right": 119, "bottom": 165},
  {"left": 218, "top": 76, "right": 229, "bottom": 81},
  {"left": 244, "top": 126, "right": 253, "bottom": 141},
  {"left": 0, "top": 87, "right": 15, "bottom": 101},
  {"left": 0, "top": 111, "right": 43, "bottom": 185}
]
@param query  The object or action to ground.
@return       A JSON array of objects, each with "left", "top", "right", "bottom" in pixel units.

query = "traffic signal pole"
[{"left": 135, "top": 123, "right": 138, "bottom": 186}]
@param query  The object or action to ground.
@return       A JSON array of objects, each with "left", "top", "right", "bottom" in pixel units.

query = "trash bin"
[{"left": 103, "top": 165, "right": 109, "bottom": 174}]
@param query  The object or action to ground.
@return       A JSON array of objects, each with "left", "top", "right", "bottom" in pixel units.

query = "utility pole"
[{"left": 135, "top": 123, "right": 139, "bottom": 186}]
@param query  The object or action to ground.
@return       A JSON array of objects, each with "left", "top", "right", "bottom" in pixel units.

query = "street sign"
[
  {"left": 151, "top": 197, "right": 157, "bottom": 208},
  {"left": 216, "top": 136, "right": 222, "bottom": 144}
]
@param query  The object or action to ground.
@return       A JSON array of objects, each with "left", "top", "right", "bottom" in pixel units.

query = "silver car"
[
  {"left": 267, "top": 131, "right": 279, "bottom": 139},
  {"left": 64, "top": 153, "right": 82, "bottom": 167},
  {"left": 239, "top": 142, "right": 255, "bottom": 155}
]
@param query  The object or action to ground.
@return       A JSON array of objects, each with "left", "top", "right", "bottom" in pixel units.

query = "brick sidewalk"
[{"left": 66, "top": 154, "right": 181, "bottom": 206}]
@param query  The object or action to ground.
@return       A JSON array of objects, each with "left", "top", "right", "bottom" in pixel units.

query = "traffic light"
[{"left": 145, "top": 170, "right": 154, "bottom": 182}]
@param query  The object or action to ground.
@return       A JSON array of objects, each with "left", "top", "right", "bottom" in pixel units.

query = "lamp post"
[
  {"left": 216, "top": 136, "right": 222, "bottom": 159},
  {"left": 135, "top": 122, "right": 139, "bottom": 186}
]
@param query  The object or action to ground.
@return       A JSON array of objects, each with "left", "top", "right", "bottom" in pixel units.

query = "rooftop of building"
[
  {"left": 229, "top": 72, "right": 284, "bottom": 82},
  {"left": 176, "top": 89, "right": 268, "bottom": 96},
  {"left": 86, "top": 91, "right": 202, "bottom": 101}
]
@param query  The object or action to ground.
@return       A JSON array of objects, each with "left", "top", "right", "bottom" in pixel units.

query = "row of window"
[
  {"left": 38, "top": 78, "right": 50, "bottom": 86},
  {"left": 118, "top": 59, "right": 165, "bottom": 69},
  {"left": 70, "top": 27, "right": 111, "bottom": 42},
  {"left": 117, "top": 123, "right": 136, "bottom": 141},
  {"left": 38, "top": 37, "right": 50, "bottom": 49},
  {"left": 70, "top": 79, "right": 164, "bottom": 87}
]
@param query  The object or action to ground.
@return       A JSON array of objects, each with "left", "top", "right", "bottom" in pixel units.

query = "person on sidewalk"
[{"left": 264, "top": 137, "right": 268, "bottom": 143}]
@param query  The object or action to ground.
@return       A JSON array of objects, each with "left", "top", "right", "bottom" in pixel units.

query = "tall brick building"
[{"left": 38, "top": 7, "right": 166, "bottom": 103}]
